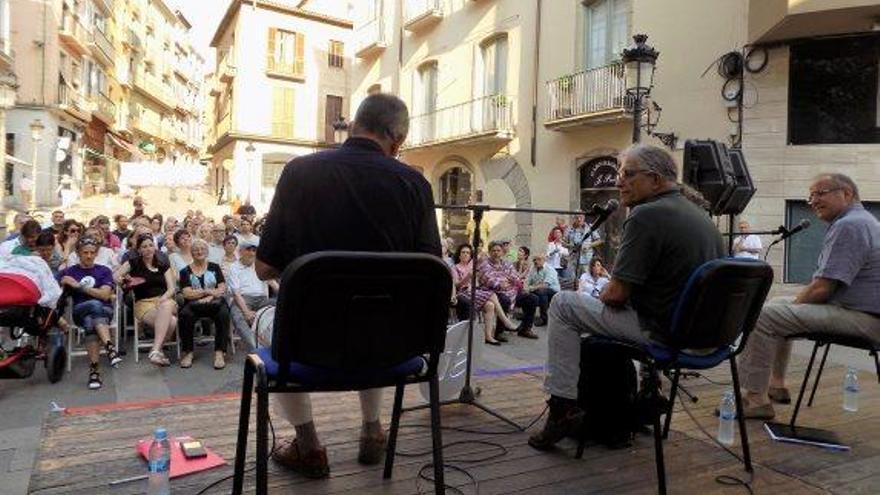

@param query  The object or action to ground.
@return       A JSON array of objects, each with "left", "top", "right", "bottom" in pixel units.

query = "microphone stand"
[{"left": 402, "top": 203, "right": 590, "bottom": 430}]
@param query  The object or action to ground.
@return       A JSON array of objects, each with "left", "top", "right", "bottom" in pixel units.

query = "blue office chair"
[
  {"left": 232, "top": 251, "right": 453, "bottom": 495},
  {"left": 577, "top": 258, "right": 774, "bottom": 495}
]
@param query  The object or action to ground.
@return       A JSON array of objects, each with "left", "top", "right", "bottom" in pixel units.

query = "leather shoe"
[
  {"left": 272, "top": 439, "right": 330, "bottom": 478},
  {"left": 768, "top": 387, "right": 791, "bottom": 404},
  {"left": 528, "top": 397, "right": 584, "bottom": 451},
  {"left": 518, "top": 328, "right": 539, "bottom": 339},
  {"left": 534, "top": 317, "right": 548, "bottom": 327},
  {"left": 358, "top": 432, "right": 387, "bottom": 465}
]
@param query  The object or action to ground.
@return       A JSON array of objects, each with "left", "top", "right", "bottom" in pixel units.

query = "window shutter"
[
  {"left": 271, "top": 86, "right": 283, "bottom": 136},
  {"left": 295, "top": 32, "right": 305, "bottom": 76},
  {"left": 267, "top": 28, "right": 277, "bottom": 72},
  {"left": 285, "top": 88, "right": 295, "bottom": 137}
]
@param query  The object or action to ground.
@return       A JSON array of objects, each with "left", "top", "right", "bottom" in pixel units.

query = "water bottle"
[
  {"left": 717, "top": 391, "right": 736, "bottom": 446},
  {"left": 843, "top": 368, "right": 859, "bottom": 412},
  {"left": 147, "top": 428, "right": 171, "bottom": 495}
]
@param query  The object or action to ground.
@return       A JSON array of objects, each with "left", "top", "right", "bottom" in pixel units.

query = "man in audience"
[
  {"left": 3, "top": 213, "right": 31, "bottom": 242},
  {"left": 113, "top": 215, "right": 132, "bottom": 243},
  {"left": 236, "top": 218, "right": 260, "bottom": 246},
  {"left": 208, "top": 224, "right": 226, "bottom": 264},
  {"left": 256, "top": 93, "right": 441, "bottom": 478},
  {"left": 228, "top": 240, "right": 277, "bottom": 350},
  {"left": 737, "top": 173, "right": 880, "bottom": 419},
  {"left": 529, "top": 144, "right": 724, "bottom": 450},
  {"left": 46, "top": 210, "right": 65, "bottom": 236},
  {"left": 8, "top": 220, "right": 43, "bottom": 256},
  {"left": 91, "top": 215, "right": 122, "bottom": 251},
  {"left": 733, "top": 219, "right": 762, "bottom": 260},
  {"left": 132, "top": 196, "right": 146, "bottom": 219},
  {"left": 525, "top": 254, "right": 560, "bottom": 327},
  {"left": 565, "top": 214, "right": 603, "bottom": 279}
]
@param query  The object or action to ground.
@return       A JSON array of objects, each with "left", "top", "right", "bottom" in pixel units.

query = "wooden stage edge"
[{"left": 28, "top": 358, "right": 880, "bottom": 494}]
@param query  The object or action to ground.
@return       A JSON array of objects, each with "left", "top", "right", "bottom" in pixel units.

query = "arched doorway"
[
  {"left": 579, "top": 156, "right": 624, "bottom": 266},
  {"left": 439, "top": 165, "right": 473, "bottom": 246}
]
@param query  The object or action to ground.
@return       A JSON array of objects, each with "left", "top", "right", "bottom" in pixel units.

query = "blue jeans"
[{"left": 72, "top": 299, "right": 113, "bottom": 334}]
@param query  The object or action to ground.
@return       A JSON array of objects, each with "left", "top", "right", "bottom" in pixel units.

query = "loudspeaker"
[
  {"left": 718, "top": 148, "right": 756, "bottom": 215},
  {"left": 683, "top": 140, "right": 736, "bottom": 215}
]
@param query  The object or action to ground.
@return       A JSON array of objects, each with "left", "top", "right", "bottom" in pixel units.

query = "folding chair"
[
  {"left": 576, "top": 258, "right": 774, "bottom": 495},
  {"left": 65, "top": 295, "right": 121, "bottom": 371},
  {"left": 131, "top": 293, "right": 181, "bottom": 363},
  {"left": 232, "top": 252, "right": 452, "bottom": 495},
  {"left": 788, "top": 334, "right": 880, "bottom": 429}
]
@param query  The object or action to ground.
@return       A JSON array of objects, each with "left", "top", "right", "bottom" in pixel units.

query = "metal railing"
[
  {"left": 133, "top": 71, "right": 175, "bottom": 108},
  {"left": 91, "top": 27, "right": 114, "bottom": 63},
  {"left": 91, "top": 92, "right": 116, "bottom": 121},
  {"left": 404, "top": 0, "right": 441, "bottom": 24},
  {"left": 59, "top": 11, "right": 89, "bottom": 48},
  {"left": 354, "top": 17, "right": 386, "bottom": 55},
  {"left": 58, "top": 84, "right": 89, "bottom": 115},
  {"left": 126, "top": 28, "right": 142, "bottom": 50},
  {"left": 545, "top": 62, "right": 628, "bottom": 122},
  {"left": 407, "top": 94, "right": 514, "bottom": 148},
  {"left": 130, "top": 111, "right": 161, "bottom": 137}
]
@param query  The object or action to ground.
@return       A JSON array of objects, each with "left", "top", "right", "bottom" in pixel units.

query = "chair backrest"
[
  {"left": 271, "top": 251, "right": 453, "bottom": 378},
  {"left": 667, "top": 258, "right": 773, "bottom": 350}
]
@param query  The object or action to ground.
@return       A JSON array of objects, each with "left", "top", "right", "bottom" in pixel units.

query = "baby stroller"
[{"left": 0, "top": 272, "right": 67, "bottom": 383}]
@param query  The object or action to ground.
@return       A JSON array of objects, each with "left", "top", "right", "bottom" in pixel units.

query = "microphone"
[
  {"left": 779, "top": 219, "right": 810, "bottom": 240},
  {"left": 590, "top": 199, "right": 619, "bottom": 229}
]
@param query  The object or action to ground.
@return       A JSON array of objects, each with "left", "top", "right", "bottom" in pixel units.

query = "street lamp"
[
  {"left": 621, "top": 34, "right": 659, "bottom": 144},
  {"left": 244, "top": 141, "right": 256, "bottom": 205},
  {"left": 29, "top": 119, "right": 45, "bottom": 212},
  {"left": 332, "top": 115, "right": 349, "bottom": 146}
]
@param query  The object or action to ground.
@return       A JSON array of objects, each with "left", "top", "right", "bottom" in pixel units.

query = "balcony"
[
  {"left": 59, "top": 12, "right": 89, "bottom": 56},
  {"left": 89, "top": 27, "right": 114, "bottom": 67},
  {"left": 133, "top": 71, "right": 175, "bottom": 110},
  {"left": 404, "top": 0, "right": 443, "bottom": 33},
  {"left": 405, "top": 94, "right": 515, "bottom": 150},
  {"left": 544, "top": 62, "right": 630, "bottom": 132},
  {"left": 215, "top": 112, "right": 231, "bottom": 138},
  {"left": 0, "top": 38, "right": 13, "bottom": 71},
  {"left": 56, "top": 85, "right": 90, "bottom": 121},
  {"left": 218, "top": 51, "right": 235, "bottom": 82},
  {"left": 354, "top": 17, "right": 388, "bottom": 59},
  {"left": 92, "top": 0, "right": 113, "bottom": 17},
  {"left": 130, "top": 112, "right": 161, "bottom": 138},
  {"left": 749, "top": 0, "right": 880, "bottom": 43},
  {"left": 90, "top": 92, "right": 116, "bottom": 125},
  {"left": 123, "top": 28, "right": 142, "bottom": 52}
]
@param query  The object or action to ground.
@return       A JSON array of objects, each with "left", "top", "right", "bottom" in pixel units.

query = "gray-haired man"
[
  {"left": 529, "top": 144, "right": 725, "bottom": 450},
  {"left": 737, "top": 173, "right": 880, "bottom": 419}
]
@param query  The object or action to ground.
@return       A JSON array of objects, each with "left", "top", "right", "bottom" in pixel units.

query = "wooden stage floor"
[{"left": 28, "top": 358, "right": 880, "bottom": 494}]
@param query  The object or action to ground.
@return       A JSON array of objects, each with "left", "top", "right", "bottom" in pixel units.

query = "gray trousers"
[
  {"left": 739, "top": 297, "right": 880, "bottom": 395},
  {"left": 545, "top": 291, "right": 650, "bottom": 400},
  {"left": 231, "top": 294, "right": 275, "bottom": 350}
]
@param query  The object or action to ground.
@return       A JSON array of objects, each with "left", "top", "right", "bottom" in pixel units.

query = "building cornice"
[
  {"left": 208, "top": 131, "right": 338, "bottom": 155},
  {"left": 210, "top": 0, "right": 353, "bottom": 48}
]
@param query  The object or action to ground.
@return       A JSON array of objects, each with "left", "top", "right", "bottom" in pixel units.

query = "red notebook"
[{"left": 136, "top": 436, "right": 226, "bottom": 478}]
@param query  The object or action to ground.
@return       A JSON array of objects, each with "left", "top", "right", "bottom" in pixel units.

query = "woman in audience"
[
  {"left": 452, "top": 244, "right": 517, "bottom": 345},
  {"left": 56, "top": 219, "right": 82, "bottom": 261},
  {"left": 91, "top": 215, "right": 122, "bottom": 251},
  {"left": 150, "top": 214, "right": 164, "bottom": 246},
  {"left": 168, "top": 229, "right": 193, "bottom": 279},
  {"left": 515, "top": 246, "right": 531, "bottom": 279},
  {"left": 546, "top": 227, "right": 570, "bottom": 279},
  {"left": 219, "top": 234, "right": 238, "bottom": 278},
  {"left": 178, "top": 239, "right": 230, "bottom": 369},
  {"left": 114, "top": 233, "right": 178, "bottom": 366},
  {"left": 160, "top": 221, "right": 178, "bottom": 254},
  {"left": 577, "top": 257, "right": 610, "bottom": 298}
]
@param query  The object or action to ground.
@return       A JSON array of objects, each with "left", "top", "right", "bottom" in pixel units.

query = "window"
[
  {"left": 789, "top": 35, "right": 880, "bottom": 145},
  {"left": 271, "top": 86, "right": 295, "bottom": 138},
  {"left": 413, "top": 62, "right": 438, "bottom": 142},
  {"left": 580, "top": 0, "right": 629, "bottom": 69},
  {"left": 480, "top": 35, "right": 508, "bottom": 97},
  {"left": 328, "top": 40, "right": 344, "bottom": 68},
  {"left": 579, "top": 156, "right": 624, "bottom": 264},
  {"left": 324, "top": 95, "right": 344, "bottom": 143},
  {"left": 267, "top": 28, "right": 305, "bottom": 78},
  {"left": 439, "top": 166, "right": 473, "bottom": 246}
]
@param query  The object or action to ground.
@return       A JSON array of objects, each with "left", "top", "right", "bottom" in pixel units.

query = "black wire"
[
  {"left": 399, "top": 404, "right": 548, "bottom": 436},
  {"left": 194, "top": 411, "right": 278, "bottom": 495},
  {"left": 679, "top": 370, "right": 732, "bottom": 387}
]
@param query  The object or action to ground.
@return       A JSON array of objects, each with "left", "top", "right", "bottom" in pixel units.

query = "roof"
[{"left": 210, "top": 0, "right": 353, "bottom": 48}]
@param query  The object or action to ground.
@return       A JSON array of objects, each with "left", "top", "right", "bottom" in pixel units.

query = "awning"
[{"left": 107, "top": 133, "right": 146, "bottom": 161}]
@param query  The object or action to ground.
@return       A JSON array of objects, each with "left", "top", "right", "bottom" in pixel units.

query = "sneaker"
[
  {"left": 105, "top": 343, "right": 122, "bottom": 368},
  {"left": 88, "top": 367, "right": 102, "bottom": 390},
  {"left": 358, "top": 432, "right": 387, "bottom": 465},
  {"left": 180, "top": 352, "right": 194, "bottom": 369},
  {"left": 272, "top": 439, "right": 330, "bottom": 479},
  {"left": 528, "top": 396, "right": 584, "bottom": 451},
  {"left": 213, "top": 351, "right": 226, "bottom": 370}
]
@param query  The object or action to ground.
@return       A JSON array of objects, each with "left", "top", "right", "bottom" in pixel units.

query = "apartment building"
[
  {"left": 205, "top": 0, "right": 353, "bottom": 209},
  {"left": 5, "top": 0, "right": 205, "bottom": 208},
  {"left": 0, "top": 0, "right": 16, "bottom": 212}
]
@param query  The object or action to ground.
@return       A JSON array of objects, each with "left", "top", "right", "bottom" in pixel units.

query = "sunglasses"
[{"left": 67, "top": 228, "right": 81, "bottom": 233}]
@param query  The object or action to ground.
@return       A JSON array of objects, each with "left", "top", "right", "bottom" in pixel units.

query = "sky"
[{"left": 172, "top": 0, "right": 234, "bottom": 63}]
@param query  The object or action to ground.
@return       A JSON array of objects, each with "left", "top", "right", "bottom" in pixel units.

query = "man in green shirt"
[
  {"left": 10, "top": 220, "right": 43, "bottom": 256},
  {"left": 530, "top": 144, "right": 724, "bottom": 451},
  {"left": 525, "top": 254, "right": 560, "bottom": 326}
]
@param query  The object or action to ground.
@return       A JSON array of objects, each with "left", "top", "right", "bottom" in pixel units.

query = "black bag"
[{"left": 577, "top": 338, "right": 639, "bottom": 448}]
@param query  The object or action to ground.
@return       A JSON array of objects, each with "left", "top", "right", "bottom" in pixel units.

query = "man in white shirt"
[
  {"left": 733, "top": 220, "right": 763, "bottom": 260},
  {"left": 228, "top": 240, "right": 277, "bottom": 350},
  {"left": 235, "top": 218, "right": 260, "bottom": 246}
]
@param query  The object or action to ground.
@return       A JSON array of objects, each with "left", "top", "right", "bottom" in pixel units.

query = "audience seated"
[
  {"left": 178, "top": 239, "right": 230, "bottom": 369},
  {"left": 112, "top": 214, "right": 132, "bottom": 243},
  {"left": 64, "top": 227, "right": 118, "bottom": 270},
  {"left": 9, "top": 220, "right": 43, "bottom": 256},
  {"left": 168, "top": 229, "right": 193, "bottom": 279},
  {"left": 451, "top": 244, "right": 518, "bottom": 345},
  {"left": 480, "top": 241, "right": 540, "bottom": 340},
  {"left": 577, "top": 257, "right": 610, "bottom": 298},
  {"left": 525, "top": 254, "right": 560, "bottom": 327},
  {"left": 228, "top": 239, "right": 277, "bottom": 350}
]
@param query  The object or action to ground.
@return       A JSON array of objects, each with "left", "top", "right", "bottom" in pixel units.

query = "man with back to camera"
[
  {"left": 737, "top": 173, "right": 880, "bottom": 419},
  {"left": 529, "top": 144, "right": 725, "bottom": 450},
  {"left": 255, "top": 93, "right": 442, "bottom": 478}
]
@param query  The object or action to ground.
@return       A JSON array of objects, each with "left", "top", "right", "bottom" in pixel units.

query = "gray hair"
[
  {"left": 620, "top": 144, "right": 679, "bottom": 182},
  {"left": 351, "top": 93, "right": 410, "bottom": 143},
  {"left": 191, "top": 238, "right": 210, "bottom": 252},
  {"left": 815, "top": 173, "right": 860, "bottom": 200}
]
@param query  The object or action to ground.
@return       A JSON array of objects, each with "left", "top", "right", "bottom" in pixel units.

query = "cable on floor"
[{"left": 194, "top": 411, "right": 278, "bottom": 495}]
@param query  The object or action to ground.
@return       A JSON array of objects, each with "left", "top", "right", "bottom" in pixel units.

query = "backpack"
[{"left": 576, "top": 338, "right": 639, "bottom": 448}]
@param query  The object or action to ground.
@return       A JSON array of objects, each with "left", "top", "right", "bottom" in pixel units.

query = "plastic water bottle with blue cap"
[
  {"left": 147, "top": 428, "right": 171, "bottom": 495},
  {"left": 843, "top": 368, "right": 859, "bottom": 412},
  {"left": 717, "top": 391, "right": 736, "bottom": 446}
]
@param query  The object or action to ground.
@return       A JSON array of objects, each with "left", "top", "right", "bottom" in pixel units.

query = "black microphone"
[
  {"left": 773, "top": 225, "right": 789, "bottom": 236},
  {"left": 779, "top": 219, "right": 810, "bottom": 240},
  {"left": 590, "top": 199, "right": 620, "bottom": 228}
]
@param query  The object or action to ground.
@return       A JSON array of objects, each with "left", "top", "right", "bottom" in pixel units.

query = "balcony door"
[
  {"left": 415, "top": 62, "right": 437, "bottom": 143},
  {"left": 439, "top": 165, "right": 473, "bottom": 246},
  {"left": 580, "top": 0, "right": 629, "bottom": 70},
  {"left": 479, "top": 35, "right": 508, "bottom": 131}
]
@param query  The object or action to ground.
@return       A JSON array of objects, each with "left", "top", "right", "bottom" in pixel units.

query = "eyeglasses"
[
  {"left": 618, "top": 168, "right": 657, "bottom": 181},
  {"left": 808, "top": 187, "right": 841, "bottom": 202}
]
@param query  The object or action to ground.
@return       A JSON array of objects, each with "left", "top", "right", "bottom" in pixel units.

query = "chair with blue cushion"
[
  {"left": 232, "top": 251, "right": 452, "bottom": 495},
  {"left": 576, "top": 258, "right": 774, "bottom": 495}
]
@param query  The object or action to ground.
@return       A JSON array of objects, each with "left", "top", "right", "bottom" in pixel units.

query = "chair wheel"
[{"left": 46, "top": 344, "right": 67, "bottom": 384}]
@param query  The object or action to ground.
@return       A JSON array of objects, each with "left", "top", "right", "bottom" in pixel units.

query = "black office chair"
[
  {"left": 577, "top": 258, "right": 774, "bottom": 495},
  {"left": 232, "top": 251, "right": 452, "bottom": 495},
  {"left": 787, "top": 334, "right": 880, "bottom": 429}
]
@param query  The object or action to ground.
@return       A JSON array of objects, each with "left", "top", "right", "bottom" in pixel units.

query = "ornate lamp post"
[
  {"left": 332, "top": 115, "right": 349, "bottom": 146},
  {"left": 29, "top": 119, "right": 45, "bottom": 212},
  {"left": 621, "top": 34, "right": 659, "bottom": 144}
]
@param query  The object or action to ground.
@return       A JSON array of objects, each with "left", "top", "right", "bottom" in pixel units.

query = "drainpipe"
[
  {"left": 41, "top": 0, "right": 47, "bottom": 105},
  {"left": 530, "top": 0, "right": 542, "bottom": 167}
]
